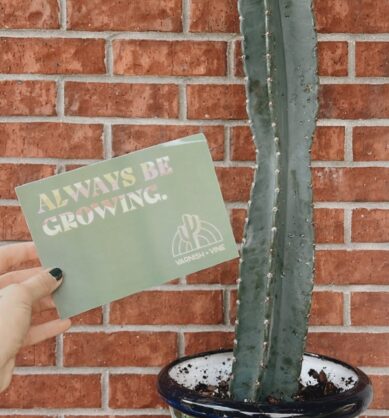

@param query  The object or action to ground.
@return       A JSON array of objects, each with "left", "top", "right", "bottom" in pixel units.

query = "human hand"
[{"left": 0, "top": 242, "right": 71, "bottom": 391}]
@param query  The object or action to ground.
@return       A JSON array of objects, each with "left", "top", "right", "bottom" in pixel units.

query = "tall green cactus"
[{"left": 230, "top": 0, "right": 318, "bottom": 402}]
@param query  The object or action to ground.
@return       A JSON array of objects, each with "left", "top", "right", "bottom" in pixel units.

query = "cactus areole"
[{"left": 230, "top": 0, "right": 318, "bottom": 402}]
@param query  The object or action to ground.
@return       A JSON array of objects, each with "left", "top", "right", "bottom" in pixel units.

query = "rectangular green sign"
[{"left": 16, "top": 134, "right": 239, "bottom": 318}]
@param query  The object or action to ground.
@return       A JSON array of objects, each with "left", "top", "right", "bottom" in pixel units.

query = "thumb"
[{"left": 21, "top": 268, "right": 63, "bottom": 303}]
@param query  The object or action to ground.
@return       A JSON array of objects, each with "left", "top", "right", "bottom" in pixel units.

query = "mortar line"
[
  {"left": 178, "top": 332, "right": 185, "bottom": 358},
  {"left": 1, "top": 73, "right": 388, "bottom": 84},
  {"left": 314, "top": 285, "right": 389, "bottom": 292},
  {"left": 318, "top": 33, "right": 389, "bottom": 41},
  {"left": 55, "top": 334, "right": 64, "bottom": 367},
  {"left": 182, "top": 0, "right": 190, "bottom": 33},
  {"left": 319, "top": 77, "right": 389, "bottom": 84},
  {"left": 0, "top": 30, "right": 241, "bottom": 41},
  {"left": 347, "top": 39, "right": 356, "bottom": 79},
  {"left": 179, "top": 84, "right": 187, "bottom": 120},
  {"left": 362, "top": 410, "right": 389, "bottom": 417},
  {"left": 0, "top": 116, "right": 248, "bottom": 126},
  {"left": 101, "top": 370, "right": 109, "bottom": 410},
  {"left": 60, "top": 324, "right": 236, "bottom": 332},
  {"left": 313, "top": 202, "right": 389, "bottom": 209},
  {"left": 105, "top": 38, "right": 114, "bottom": 76},
  {"left": 316, "top": 243, "right": 389, "bottom": 250},
  {"left": 1, "top": 116, "right": 389, "bottom": 126},
  {"left": 0, "top": 157, "right": 101, "bottom": 164},
  {"left": 343, "top": 291, "right": 352, "bottom": 326},
  {"left": 0, "top": 201, "right": 389, "bottom": 210},
  {"left": 311, "top": 161, "right": 389, "bottom": 167},
  {"left": 344, "top": 208, "right": 352, "bottom": 245},
  {"left": 317, "top": 119, "right": 389, "bottom": 127},
  {"left": 308, "top": 326, "right": 389, "bottom": 333},
  {"left": 56, "top": 79, "right": 65, "bottom": 118},
  {"left": 13, "top": 367, "right": 161, "bottom": 375},
  {"left": 103, "top": 124, "right": 113, "bottom": 160},
  {"left": 59, "top": 324, "right": 389, "bottom": 333},
  {"left": 227, "top": 40, "right": 234, "bottom": 78},
  {"left": 225, "top": 126, "right": 231, "bottom": 164},
  {"left": 0, "top": 74, "right": 244, "bottom": 84},
  {"left": 223, "top": 288, "right": 231, "bottom": 326},
  {"left": 59, "top": 0, "right": 67, "bottom": 30},
  {"left": 102, "top": 303, "right": 110, "bottom": 327},
  {"left": 344, "top": 125, "right": 353, "bottom": 162}
]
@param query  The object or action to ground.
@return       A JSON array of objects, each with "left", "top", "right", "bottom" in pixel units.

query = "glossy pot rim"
[{"left": 157, "top": 349, "right": 373, "bottom": 418}]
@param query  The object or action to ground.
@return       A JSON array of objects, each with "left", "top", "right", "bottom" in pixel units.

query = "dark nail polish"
[{"left": 49, "top": 268, "right": 63, "bottom": 281}]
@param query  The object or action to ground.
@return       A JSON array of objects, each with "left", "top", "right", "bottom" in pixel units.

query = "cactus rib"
[{"left": 230, "top": 0, "right": 318, "bottom": 402}]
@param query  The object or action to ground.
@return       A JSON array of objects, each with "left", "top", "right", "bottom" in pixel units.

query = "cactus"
[{"left": 230, "top": 0, "right": 318, "bottom": 402}]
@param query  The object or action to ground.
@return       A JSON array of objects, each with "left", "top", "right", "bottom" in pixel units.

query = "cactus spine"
[{"left": 230, "top": 0, "right": 318, "bottom": 402}]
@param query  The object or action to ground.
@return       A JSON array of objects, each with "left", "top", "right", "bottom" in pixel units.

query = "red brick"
[
  {"left": 0, "top": 164, "right": 55, "bottom": 199},
  {"left": 109, "top": 374, "right": 163, "bottom": 409},
  {"left": 190, "top": 0, "right": 239, "bottom": 33},
  {"left": 0, "top": 206, "right": 30, "bottom": 241},
  {"left": 235, "top": 41, "right": 244, "bottom": 77},
  {"left": 187, "top": 85, "right": 247, "bottom": 120},
  {"left": 314, "top": 208, "right": 344, "bottom": 244},
  {"left": 15, "top": 339, "right": 55, "bottom": 366},
  {"left": 231, "top": 208, "right": 246, "bottom": 243},
  {"left": 187, "top": 259, "right": 239, "bottom": 285},
  {"left": 110, "top": 291, "right": 223, "bottom": 325},
  {"left": 352, "top": 209, "right": 389, "bottom": 243},
  {"left": 319, "top": 85, "right": 389, "bottom": 119},
  {"left": 0, "top": 375, "right": 101, "bottom": 408},
  {"left": 67, "top": 0, "right": 182, "bottom": 32},
  {"left": 307, "top": 333, "right": 389, "bottom": 367},
  {"left": 0, "top": 123, "right": 103, "bottom": 159},
  {"left": 216, "top": 167, "right": 253, "bottom": 202},
  {"left": 369, "top": 375, "right": 389, "bottom": 409},
  {"left": 351, "top": 293, "right": 389, "bottom": 326},
  {"left": 309, "top": 292, "right": 344, "bottom": 326},
  {"left": 353, "top": 127, "right": 389, "bottom": 161},
  {"left": 356, "top": 42, "right": 389, "bottom": 77},
  {"left": 0, "top": 38, "right": 105, "bottom": 75},
  {"left": 113, "top": 40, "right": 226, "bottom": 76},
  {"left": 230, "top": 126, "right": 256, "bottom": 161},
  {"left": 112, "top": 125, "right": 224, "bottom": 160},
  {"left": 0, "top": 0, "right": 59, "bottom": 29},
  {"left": 64, "top": 332, "right": 177, "bottom": 367},
  {"left": 313, "top": 168, "right": 389, "bottom": 202},
  {"left": 314, "top": 0, "right": 389, "bottom": 33},
  {"left": 71, "top": 307, "right": 103, "bottom": 325},
  {"left": 315, "top": 251, "right": 389, "bottom": 285},
  {"left": 65, "top": 82, "right": 179, "bottom": 118},
  {"left": 230, "top": 291, "right": 343, "bottom": 326},
  {"left": 318, "top": 42, "right": 348, "bottom": 76},
  {"left": 312, "top": 127, "right": 345, "bottom": 161},
  {"left": 184, "top": 332, "right": 234, "bottom": 356},
  {"left": 0, "top": 81, "right": 56, "bottom": 116}
]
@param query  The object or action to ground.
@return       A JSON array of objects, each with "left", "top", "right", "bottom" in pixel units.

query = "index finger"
[
  {"left": 0, "top": 242, "right": 39, "bottom": 275},
  {"left": 21, "top": 268, "right": 63, "bottom": 303}
]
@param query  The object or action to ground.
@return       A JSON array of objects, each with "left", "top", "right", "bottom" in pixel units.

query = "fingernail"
[{"left": 49, "top": 268, "right": 63, "bottom": 281}]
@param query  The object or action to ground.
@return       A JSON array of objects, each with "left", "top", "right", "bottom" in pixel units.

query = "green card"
[{"left": 16, "top": 134, "right": 239, "bottom": 318}]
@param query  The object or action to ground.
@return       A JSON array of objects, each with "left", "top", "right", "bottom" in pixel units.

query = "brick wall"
[{"left": 0, "top": 0, "right": 387, "bottom": 417}]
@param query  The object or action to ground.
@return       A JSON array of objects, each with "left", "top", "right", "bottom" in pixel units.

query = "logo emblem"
[{"left": 172, "top": 214, "right": 223, "bottom": 258}]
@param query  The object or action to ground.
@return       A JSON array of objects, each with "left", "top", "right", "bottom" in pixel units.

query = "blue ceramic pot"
[{"left": 158, "top": 350, "right": 372, "bottom": 418}]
